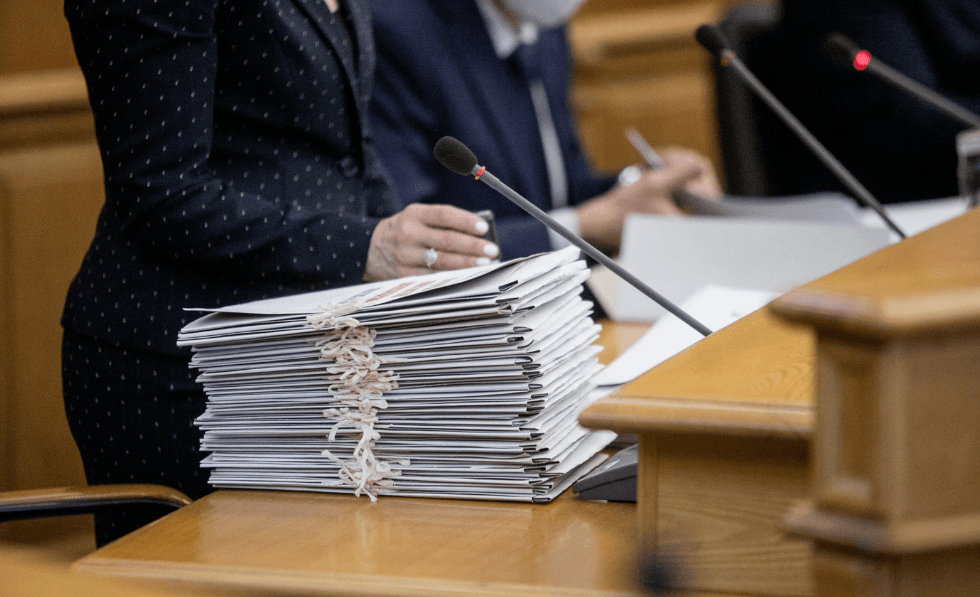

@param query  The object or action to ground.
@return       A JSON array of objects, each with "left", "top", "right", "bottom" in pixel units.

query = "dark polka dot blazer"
[{"left": 62, "top": 0, "right": 397, "bottom": 357}]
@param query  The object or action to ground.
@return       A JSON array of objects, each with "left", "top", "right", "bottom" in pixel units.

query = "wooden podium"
[
  {"left": 580, "top": 291, "right": 817, "bottom": 596},
  {"left": 581, "top": 206, "right": 980, "bottom": 596},
  {"left": 69, "top": 209, "right": 980, "bottom": 597},
  {"left": 773, "top": 212, "right": 980, "bottom": 596}
]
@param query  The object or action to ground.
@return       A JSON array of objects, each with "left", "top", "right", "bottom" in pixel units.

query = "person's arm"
[
  {"left": 370, "top": 7, "right": 562, "bottom": 261},
  {"left": 70, "top": 0, "right": 495, "bottom": 288},
  {"left": 574, "top": 148, "right": 722, "bottom": 254},
  {"left": 67, "top": 0, "right": 384, "bottom": 285}
]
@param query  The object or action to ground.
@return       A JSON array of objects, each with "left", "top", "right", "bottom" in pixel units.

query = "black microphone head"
[
  {"left": 824, "top": 32, "right": 862, "bottom": 66},
  {"left": 434, "top": 136, "right": 478, "bottom": 176},
  {"left": 694, "top": 25, "right": 730, "bottom": 58}
]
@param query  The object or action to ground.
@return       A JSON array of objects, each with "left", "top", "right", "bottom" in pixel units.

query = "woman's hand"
[{"left": 363, "top": 203, "right": 500, "bottom": 281}]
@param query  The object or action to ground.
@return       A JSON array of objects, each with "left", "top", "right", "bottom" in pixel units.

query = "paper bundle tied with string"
[{"left": 177, "top": 247, "right": 615, "bottom": 502}]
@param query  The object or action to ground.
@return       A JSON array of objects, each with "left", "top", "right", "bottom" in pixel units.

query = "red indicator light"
[{"left": 854, "top": 50, "right": 871, "bottom": 71}]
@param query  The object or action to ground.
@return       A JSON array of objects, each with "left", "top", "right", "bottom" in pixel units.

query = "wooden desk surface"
[
  {"left": 583, "top": 307, "right": 815, "bottom": 440},
  {"left": 575, "top": 207, "right": 980, "bottom": 597},
  {"left": 584, "top": 207, "right": 980, "bottom": 441},
  {"left": 67, "top": 321, "right": 777, "bottom": 597},
  {"left": 774, "top": 206, "right": 980, "bottom": 334},
  {"left": 67, "top": 296, "right": 810, "bottom": 597},
  {"left": 74, "top": 489, "right": 642, "bottom": 597},
  {"left": 71, "top": 322, "right": 656, "bottom": 597}
]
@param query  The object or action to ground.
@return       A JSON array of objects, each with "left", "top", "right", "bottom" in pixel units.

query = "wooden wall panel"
[
  {"left": 0, "top": 142, "right": 102, "bottom": 488},
  {"left": 569, "top": 0, "right": 727, "bottom": 174},
  {"left": 0, "top": 69, "right": 102, "bottom": 549},
  {"left": 0, "top": 0, "right": 78, "bottom": 75},
  {"left": 0, "top": 141, "right": 104, "bottom": 546}
]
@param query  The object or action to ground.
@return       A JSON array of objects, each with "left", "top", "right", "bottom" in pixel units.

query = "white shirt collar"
[{"left": 474, "top": 0, "right": 539, "bottom": 59}]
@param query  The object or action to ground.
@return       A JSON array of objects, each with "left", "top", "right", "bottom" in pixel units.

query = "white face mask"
[{"left": 497, "top": 0, "right": 586, "bottom": 28}]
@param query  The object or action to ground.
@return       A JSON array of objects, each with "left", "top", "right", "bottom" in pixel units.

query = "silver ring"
[{"left": 423, "top": 247, "right": 438, "bottom": 269}]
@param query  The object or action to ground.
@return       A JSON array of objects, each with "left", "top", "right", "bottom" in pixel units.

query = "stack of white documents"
[{"left": 178, "top": 247, "right": 615, "bottom": 502}]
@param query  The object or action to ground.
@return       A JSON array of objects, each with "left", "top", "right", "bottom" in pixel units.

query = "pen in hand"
[
  {"left": 625, "top": 127, "right": 666, "bottom": 170},
  {"left": 623, "top": 127, "right": 713, "bottom": 213}
]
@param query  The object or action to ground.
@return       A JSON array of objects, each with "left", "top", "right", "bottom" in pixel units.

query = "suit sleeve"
[
  {"left": 759, "top": 0, "right": 980, "bottom": 201},
  {"left": 370, "top": 17, "right": 612, "bottom": 259}
]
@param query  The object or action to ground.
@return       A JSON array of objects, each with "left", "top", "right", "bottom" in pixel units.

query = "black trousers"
[{"left": 61, "top": 329, "right": 213, "bottom": 546}]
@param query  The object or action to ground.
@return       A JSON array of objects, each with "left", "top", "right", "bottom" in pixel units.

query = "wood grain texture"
[
  {"left": 656, "top": 434, "right": 811, "bottom": 596},
  {"left": 595, "top": 321, "right": 649, "bottom": 366},
  {"left": 0, "top": 69, "right": 94, "bottom": 150},
  {"left": 0, "top": 1, "right": 78, "bottom": 74},
  {"left": 568, "top": 1, "right": 724, "bottom": 173},
  {"left": 0, "top": 140, "right": 104, "bottom": 546},
  {"left": 75, "top": 490, "right": 643, "bottom": 597},
  {"left": 581, "top": 306, "right": 816, "bottom": 440},
  {"left": 0, "top": 73, "right": 102, "bottom": 549},
  {"left": 0, "top": 543, "right": 242, "bottom": 597},
  {"left": 776, "top": 209, "right": 980, "bottom": 596},
  {"left": 569, "top": 2, "right": 723, "bottom": 66},
  {"left": 0, "top": 142, "right": 102, "bottom": 493},
  {"left": 584, "top": 209, "right": 980, "bottom": 596}
]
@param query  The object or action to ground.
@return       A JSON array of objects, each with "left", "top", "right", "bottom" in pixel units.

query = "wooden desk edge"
[
  {"left": 72, "top": 558, "right": 644, "bottom": 597},
  {"left": 580, "top": 394, "right": 813, "bottom": 440}
]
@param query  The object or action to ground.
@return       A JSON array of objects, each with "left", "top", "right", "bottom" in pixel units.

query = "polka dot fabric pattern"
[
  {"left": 60, "top": 0, "right": 395, "bottom": 544},
  {"left": 61, "top": 0, "right": 397, "bottom": 357},
  {"left": 62, "top": 329, "right": 210, "bottom": 545}
]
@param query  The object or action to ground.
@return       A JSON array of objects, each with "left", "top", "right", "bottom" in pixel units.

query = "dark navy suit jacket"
[
  {"left": 369, "top": 0, "right": 616, "bottom": 261},
  {"left": 751, "top": 0, "right": 980, "bottom": 203},
  {"left": 63, "top": 0, "right": 398, "bottom": 357}
]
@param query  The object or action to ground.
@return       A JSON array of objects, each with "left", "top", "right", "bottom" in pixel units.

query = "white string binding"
[{"left": 307, "top": 302, "right": 408, "bottom": 500}]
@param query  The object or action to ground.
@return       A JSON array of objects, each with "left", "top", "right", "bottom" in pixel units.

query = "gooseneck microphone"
[
  {"left": 695, "top": 25, "right": 907, "bottom": 239},
  {"left": 824, "top": 32, "right": 980, "bottom": 130},
  {"left": 433, "top": 136, "right": 712, "bottom": 337}
]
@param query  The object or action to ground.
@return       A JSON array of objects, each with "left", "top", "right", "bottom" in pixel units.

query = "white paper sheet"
[
  {"left": 594, "top": 285, "right": 778, "bottom": 388},
  {"left": 677, "top": 191, "right": 864, "bottom": 223},
  {"left": 614, "top": 215, "right": 890, "bottom": 322},
  {"left": 859, "top": 195, "right": 969, "bottom": 239}
]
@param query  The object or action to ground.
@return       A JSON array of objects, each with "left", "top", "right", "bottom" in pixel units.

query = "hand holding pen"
[
  {"left": 623, "top": 127, "right": 723, "bottom": 212},
  {"left": 625, "top": 127, "right": 667, "bottom": 169},
  {"left": 571, "top": 130, "right": 718, "bottom": 252}
]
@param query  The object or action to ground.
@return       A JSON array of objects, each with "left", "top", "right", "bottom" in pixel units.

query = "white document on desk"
[
  {"left": 677, "top": 191, "right": 864, "bottom": 223},
  {"left": 613, "top": 215, "right": 891, "bottom": 322},
  {"left": 860, "top": 195, "right": 970, "bottom": 239},
  {"left": 595, "top": 285, "right": 778, "bottom": 388}
]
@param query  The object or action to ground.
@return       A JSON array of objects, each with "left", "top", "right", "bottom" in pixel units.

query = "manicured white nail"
[
  {"left": 475, "top": 220, "right": 489, "bottom": 234},
  {"left": 477, "top": 257, "right": 491, "bottom": 266},
  {"left": 483, "top": 243, "right": 499, "bottom": 257}
]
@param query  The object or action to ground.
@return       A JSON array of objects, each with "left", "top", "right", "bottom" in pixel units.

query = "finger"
[
  {"left": 407, "top": 203, "right": 490, "bottom": 236},
  {"left": 398, "top": 204, "right": 498, "bottom": 258},
  {"left": 420, "top": 247, "right": 493, "bottom": 272},
  {"left": 685, "top": 174, "right": 724, "bottom": 199},
  {"left": 641, "top": 161, "right": 702, "bottom": 193},
  {"left": 419, "top": 225, "right": 499, "bottom": 260},
  {"left": 381, "top": 208, "right": 491, "bottom": 254},
  {"left": 659, "top": 146, "right": 710, "bottom": 167},
  {"left": 660, "top": 149, "right": 723, "bottom": 197}
]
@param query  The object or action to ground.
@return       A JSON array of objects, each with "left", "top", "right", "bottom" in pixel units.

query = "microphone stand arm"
[
  {"left": 473, "top": 166, "right": 713, "bottom": 337},
  {"left": 723, "top": 51, "right": 907, "bottom": 239}
]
